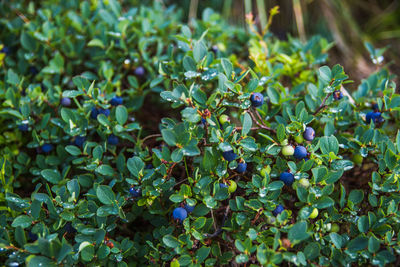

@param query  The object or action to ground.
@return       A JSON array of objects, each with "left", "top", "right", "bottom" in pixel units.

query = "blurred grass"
[{"left": 162, "top": 0, "right": 400, "bottom": 83}]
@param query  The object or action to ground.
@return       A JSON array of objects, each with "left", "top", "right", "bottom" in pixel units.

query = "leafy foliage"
[{"left": 0, "top": 1, "right": 399, "bottom": 266}]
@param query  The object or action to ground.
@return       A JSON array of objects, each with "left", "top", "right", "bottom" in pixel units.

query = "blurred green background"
[{"left": 138, "top": 0, "right": 400, "bottom": 83}]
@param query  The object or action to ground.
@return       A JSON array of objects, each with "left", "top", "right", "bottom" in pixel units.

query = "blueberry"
[
  {"left": 293, "top": 146, "right": 307, "bottom": 160},
  {"left": 64, "top": 222, "right": 77, "bottom": 234},
  {"left": 184, "top": 203, "right": 195, "bottom": 213},
  {"left": 366, "top": 111, "right": 382, "bottom": 124},
  {"left": 90, "top": 107, "right": 99, "bottom": 119},
  {"left": 108, "top": 134, "right": 119, "bottom": 145},
  {"left": 41, "top": 144, "right": 53, "bottom": 153},
  {"left": 172, "top": 207, "right": 187, "bottom": 222},
  {"left": 29, "top": 66, "right": 39, "bottom": 75},
  {"left": 333, "top": 90, "right": 343, "bottom": 100},
  {"left": 73, "top": 136, "right": 86, "bottom": 147},
  {"left": 211, "top": 45, "right": 219, "bottom": 54},
  {"left": 1, "top": 46, "right": 10, "bottom": 55},
  {"left": 145, "top": 164, "right": 153, "bottom": 169},
  {"left": 303, "top": 127, "right": 315, "bottom": 141},
  {"left": 372, "top": 103, "right": 379, "bottom": 111},
  {"left": 279, "top": 172, "right": 294, "bottom": 186},
  {"left": 18, "top": 123, "right": 29, "bottom": 132},
  {"left": 28, "top": 232, "right": 38, "bottom": 242},
  {"left": 201, "top": 118, "right": 207, "bottom": 125},
  {"left": 236, "top": 162, "right": 247, "bottom": 173},
  {"left": 250, "top": 92, "right": 264, "bottom": 107},
  {"left": 99, "top": 108, "right": 110, "bottom": 117},
  {"left": 134, "top": 66, "right": 146, "bottom": 77},
  {"left": 219, "top": 183, "right": 228, "bottom": 189},
  {"left": 61, "top": 97, "right": 72, "bottom": 107},
  {"left": 129, "top": 187, "right": 141, "bottom": 197},
  {"left": 222, "top": 150, "right": 237, "bottom": 162},
  {"left": 272, "top": 204, "right": 285, "bottom": 216},
  {"left": 110, "top": 96, "right": 123, "bottom": 106}
]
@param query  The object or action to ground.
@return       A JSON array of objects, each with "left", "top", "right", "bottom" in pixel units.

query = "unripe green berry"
[
  {"left": 260, "top": 166, "right": 271, "bottom": 178},
  {"left": 282, "top": 145, "right": 294, "bottom": 156},
  {"left": 228, "top": 180, "right": 237, "bottom": 193},
  {"left": 309, "top": 208, "right": 318, "bottom": 219},
  {"left": 331, "top": 223, "right": 340, "bottom": 232},
  {"left": 219, "top": 114, "right": 230, "bottom": 124},
  {"left": 294, "top": 135, "right": 304, "bottom": 144},
  {"left": 298, "top": 178, "right": 310, "bottom": 188},
  {"left": 352, "top": 154, "right": 363, "bottom": 165}
]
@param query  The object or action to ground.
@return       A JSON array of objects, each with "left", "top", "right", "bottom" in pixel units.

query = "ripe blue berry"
[
  {"left": 366, "top": 111, "right": 383, "bottom": 124},
  {"left": 303, "top": 127, "right": 315, "bottom": 141},
  {"left": 184, "top": 203, "right": 195, "bottom": 213},
  {"left": 108, "top": 134, "right": 119, "bottom": 145},
  {"left": 90, "top": 107, "right": 99, "bottom": 119},
  {"left": 64, "top": 222, "right": 77, "bottom": 234},
  {"left": 99, "top": 108, "right": 110, "bottom": 117},
  {"left": 18, "top": 123, "right": 29, "bottom": 132},
  {"left": 1, "top": 46, "right": 10, "bottom": 55},
  {"left": 272, "top": 204, "right": 285, "bottom": 216},
  {"left": 222, "top": 150, "right": 237, "bottom": 162},
  {"left": 28, "top": 231, "right": 38, "bottom": 242},
  {"left": 74, "top": 136, "right": 86, "bottom": 147},
  {"left": 236, "top": 162, "right": 247, "bottom": 173},
  {"left": 172, "top": 207, "right": 187, "bottom": 222},
  {"left": 201, "top": 118, "right": 207, "bottom": 125},
  {"left": 280, "top": 172, "right": 294, "bottom": 186},
  {"left": 41, "top": 144, "right": 53, "bottom": 153},
  {"left": 61, "top": 97, "right": 72, "bottom": 107},
  {"left": 372, "top": 103, "right": 379, "bottom": 111},
  {"left": 219, "top": 183, "right": 228, "bottom": 189},
  {"left": 250, "top": 92, "right": 264, "bottom": 107},
  {"left": 294, "top": 146, "right": 307, "bottom": 160},
  {"left": 129, "top": 187, "right": 141, "bottom": 197},
  {"left": 29, "top": 66, "right": 39, "bottom": 75},
  {"left": 134, "top": 66, "right": 145, "bottom": 77},
  {"left": 110, "top": 96, "right": 123, "bottom": 106},
  {"left": 333, "top": 91, "right": 343, "bottom": 100}
]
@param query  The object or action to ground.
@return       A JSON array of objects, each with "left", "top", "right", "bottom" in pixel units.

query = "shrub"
[{"left": 1, "top": 2, "right": 399, "bottom": 267}]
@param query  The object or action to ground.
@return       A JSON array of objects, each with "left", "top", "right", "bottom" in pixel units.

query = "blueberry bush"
[{"left": 1, "top": 1, "right": 400, "bottom": 266}]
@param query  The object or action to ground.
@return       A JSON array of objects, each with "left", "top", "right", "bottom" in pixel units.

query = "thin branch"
[
  {"left": 141, "top": 134, "right": 162, "bottom": 143},
  {"left": 204, "top": 205, "right": 230, "bottom": 238},
  {"left": 248, "top": 110, "right": 276, "bottom": 133},
  {"left": 313, "top": 93, "right": 332, "bottom": 115}
]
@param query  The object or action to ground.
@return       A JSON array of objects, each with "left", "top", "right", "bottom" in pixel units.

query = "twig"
[
  {"left": 313, "top": 93, "right": 332, "bottom": 115},
  {"left": 141, "top": 134, "right": 162, "bottom": 143},
  {"left": 204, "top": 206, "right": 230, "bottom": 238},
  {"left": 248, "top": 110, "right": 276, "bottom": 133}
]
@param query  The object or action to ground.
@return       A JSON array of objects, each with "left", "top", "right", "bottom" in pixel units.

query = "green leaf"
[
  {"left": 163, "top": 235, "right": 181, "bottom": 248},
  {"left": 161, "top": 129, "right": 177, "bottom": 146},
  {"left": 357, "top": 216, "right": 369, "bottom": 233},
  {"left": 346, "top": 236, "right": 368, "bottom": 252},
  {"left": 348, "top": 190, "right": 364, "bottom": 205},
  {"left": 288, "top": 221, "right": 310, "bottom": 245},
  {"left": 196, "top": 246, "right": 211, "bottom": 263},
  {"left": 241, "top": 112, "right": 252, "bottom": 136},
  {"left": 319, "top": 136, "right": 339, "bottom": 155},
  {"left": 221, "top": 58, "right": 233, "bottom": 78},
  {"left": 193, "top": 217, "right": 206, "bottom": 229},
  {"left": 21, "top": 32, "right": 37, "bottom": 51},
  {"left": 127, "top": 157, "right": 144, "bottom": 177},
  {"left": 96, "top": 185, "right": 116, "bottom": 205},
  {"left": 330, "top": 233, "right": 343, "bottom": 249},
  {"left": 12, "top": 215, "right": 33, "bottom": 229},
  {"left": 276, "top": 124, "right": 286, "bottom": 142},
  {"left": 27, "top": 256, "right": 56, "bottom": 267},
  {"left": 267, "top": 87, "right": 280, "bottom": 105},
  {"left": 65, "top": 145, "right": 81, "bottom": 156},
  {"left": 319, "top": 66, "right": 331, "bottom": 84},
  {"left": 56, "top": 243, "right": 73, "bottom": 263},
  {"left": 193, "top": 41, "right": 207, "bottom": 62},
  {"left": 116, "top": 105, "right": 128, "bottom": 125},
  {"left": 95, "top": 165, "right": 115, "bottom": 176},
  {"left": 41, "top": 169, "right": 62, "bottom": 184}
]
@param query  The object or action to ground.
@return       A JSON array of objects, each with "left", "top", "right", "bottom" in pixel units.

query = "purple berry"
[
  {"left": 184, "top": 203, "right": 195, "bottom": 213},
  {"left": 64, "top": 222, "right": 77, "bottom": 234},
  {"left": 90, "top": 107, "right": 99, "bottom": 119},
  {"left": 108, "top": 134, "right": 119, "bottom": 145},
  {"left": 222, "top": 150, "right": 237, "bottom": 162},
  {"left": 28, "top": 232, "right": 38, "bottom": 241},
  {"left": 250, "top": 93, "right": 264, "bottom": 107},
  {"left": 61, "top": 97, "right": 72, "bottom": 107},
  {"left": 29, "top": 66, "right": 39, "bottom": 75},
  {"left": 333, "top": 91, "right": 343, "bottom": 100},
  {"left": 219, "top": 183, "right": 228, "bottom": 189},
  {"left": 279, "top": 172, "right": 294, "bottom": 186},
  {"left": 73, "top": 136, "right": 86, "bottom": 147},
  {"left": 99, "top": 108, "right": 110, "bottom": 117},
  {"left": 134, "top": 66, "right": 146, "bottom": 77},
  {"left": 172, "top": 207, "right": 187, "bottom": 222},
  {"left": 129, "top": 187, "right": 141, "bottom": 197},
  {"left": 303, "top": 127, "right": 315, "bottom": 141},
  {"left": 110, "top": 96, "right": 123, "bottom": 106},
  {"left": 366, "top": 111, "right": 382, "bottom": 124},
  {"left": 18, "top": 123, "right": 29, "bottom": 132},
  {"left": 236, "top": 162, "right": 247, "bottom": 173},
  {"left": 294, "top": 146, "right": 307, "bottom": 160},
  {"left": 41, "top": 144, "right": 53, "bottom": 153},
  {"left": 1, "top": 46, "right": 10, "bottom": 55},
  {"left": 272, "top": 204, "right": 284, "bottom": 216}
]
